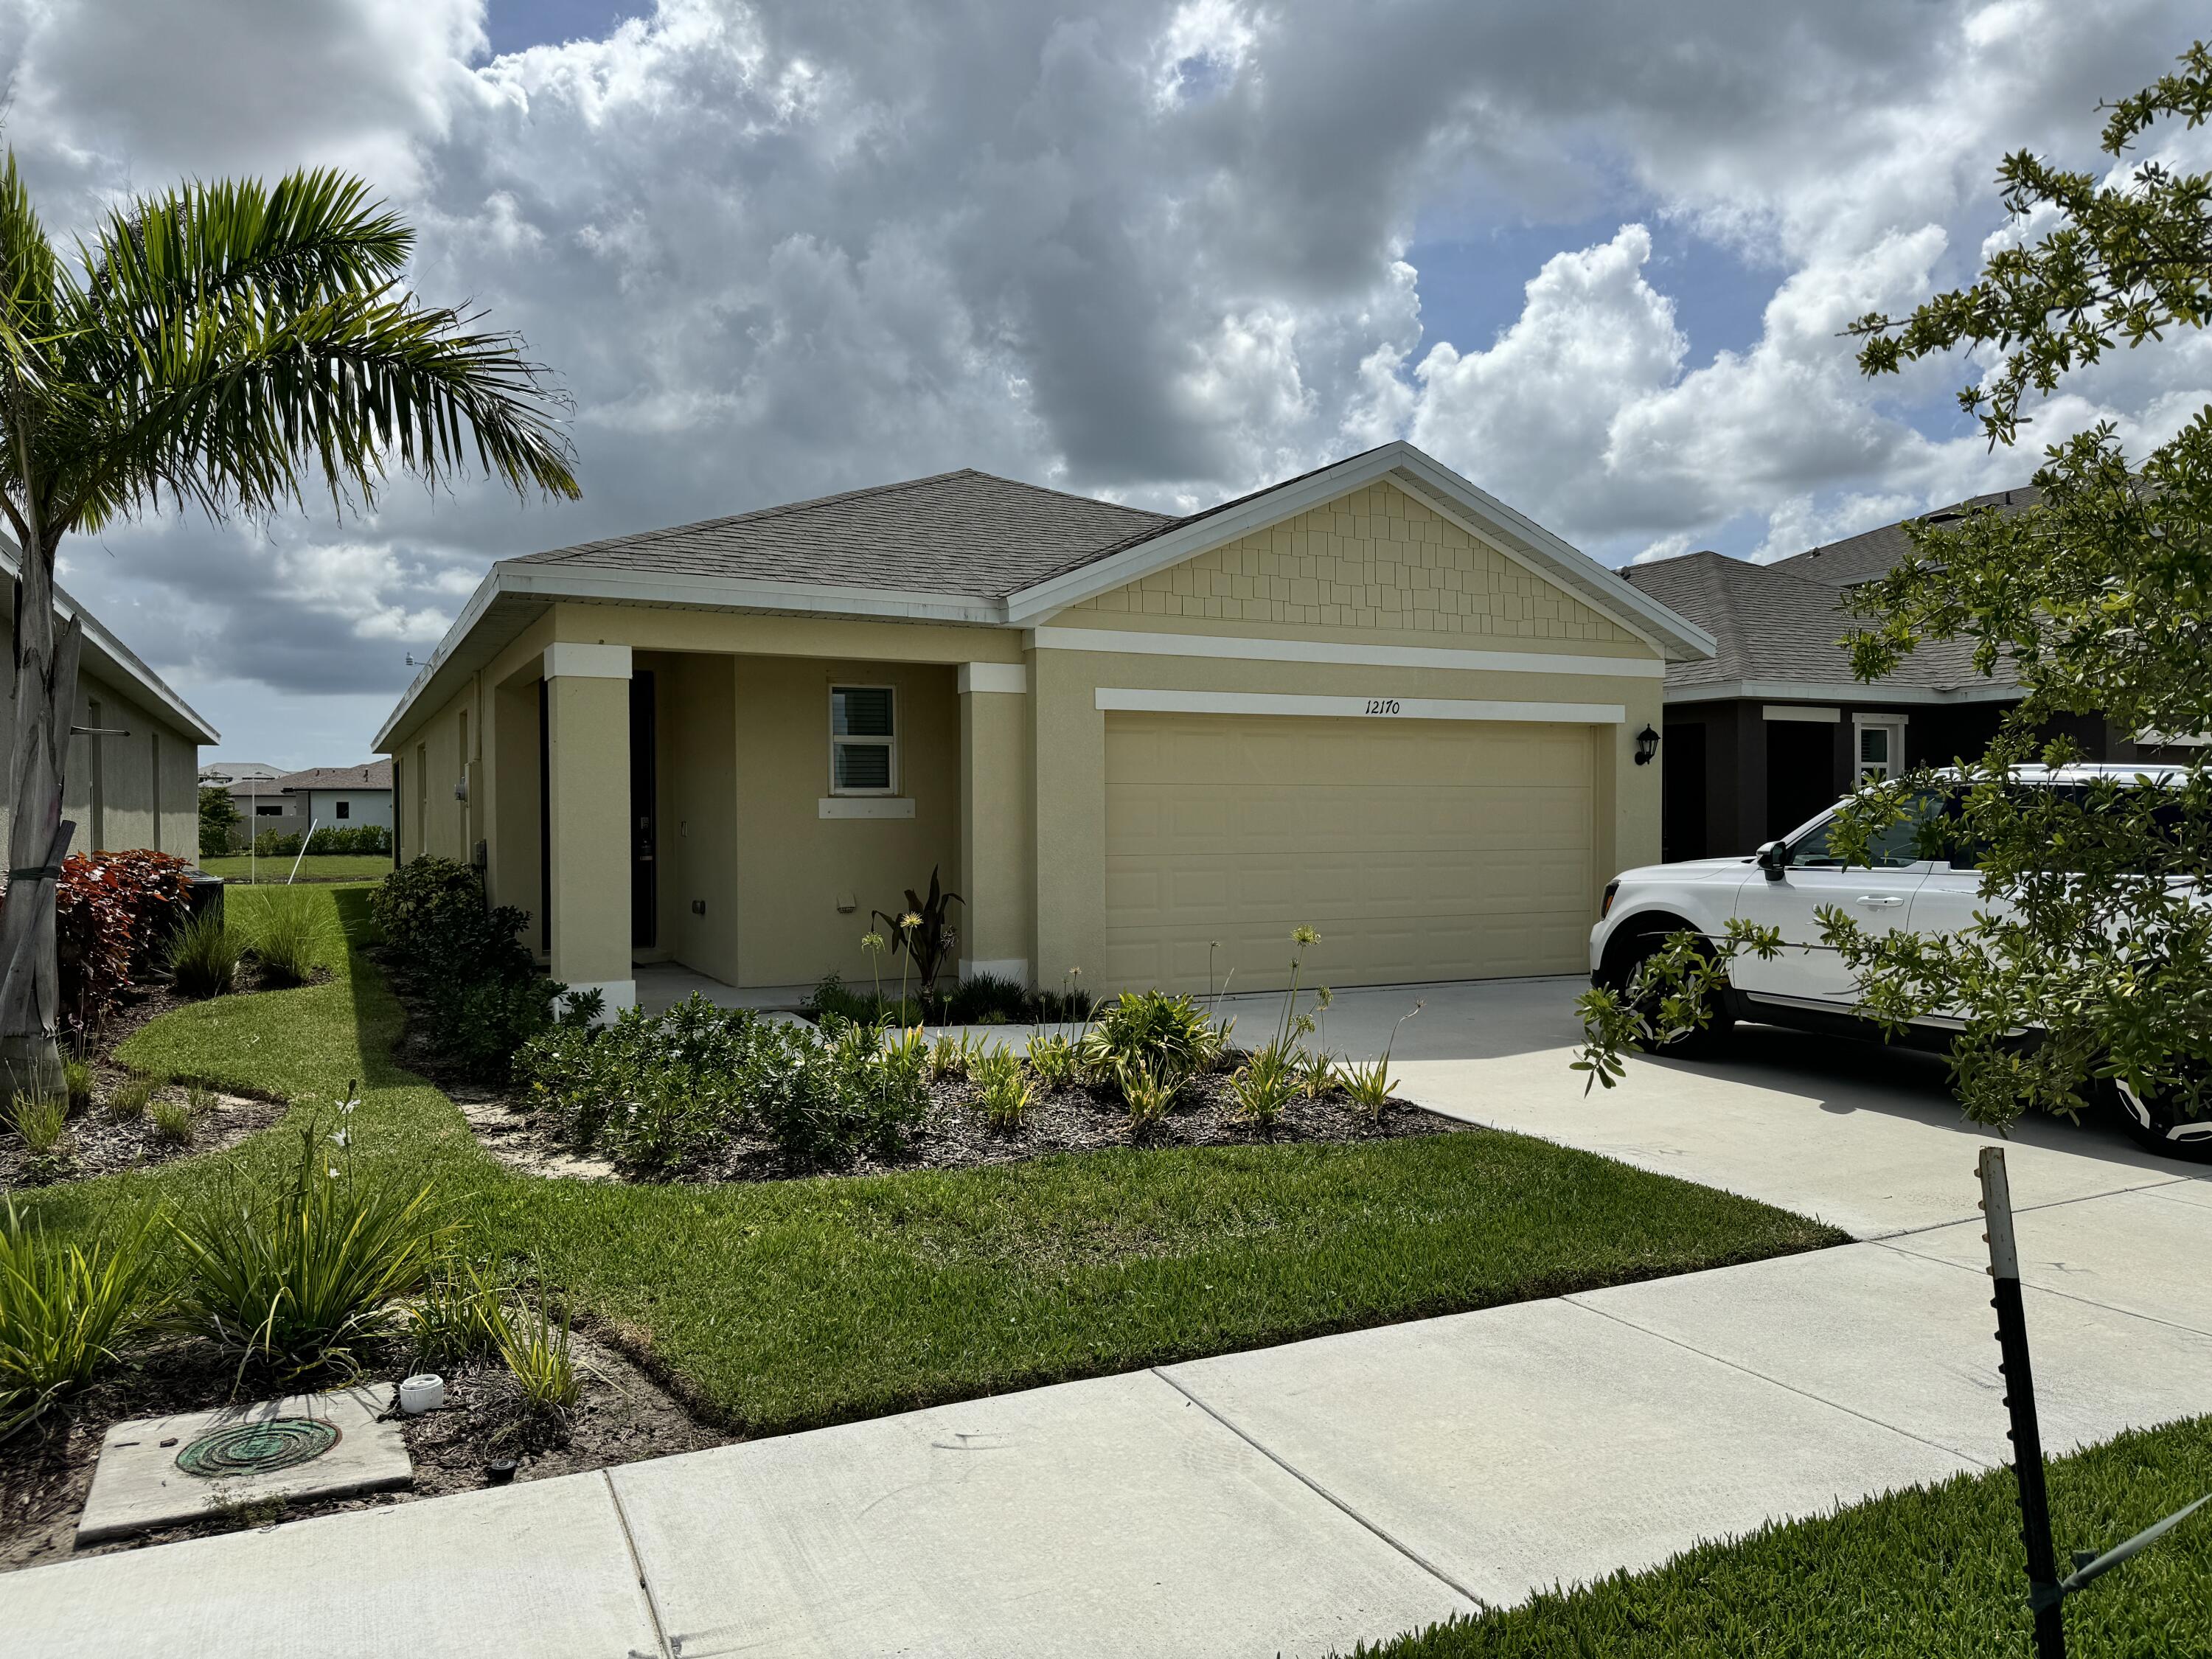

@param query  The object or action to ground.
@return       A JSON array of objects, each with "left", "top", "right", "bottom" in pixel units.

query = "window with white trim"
[
  {"left": 1855, "top": 717, "right": 1905, "bottom": 781},
  {"left": 830, "top": 686, "right": 897, "bottom": 795}
]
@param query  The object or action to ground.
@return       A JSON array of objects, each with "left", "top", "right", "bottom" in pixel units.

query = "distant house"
[
  {"left": 279, "top": 762, "right": 394, "bottom": 835},
  {"left": 223, "top": 761, "right": 394, "bottom": 849},
  {"left": 1, "top": 540, "right": 218, "bottom": 859},
  {"left": 198, "top": 759, "right": 283, "bottom": 788},
  {"left": 1621, "top": 490, "right": 2167, "bottom": 861}
]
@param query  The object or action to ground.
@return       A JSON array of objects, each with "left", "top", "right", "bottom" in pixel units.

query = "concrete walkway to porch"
[{"left": 7, "top": 981, "right": 2208, "bottom": 1658}]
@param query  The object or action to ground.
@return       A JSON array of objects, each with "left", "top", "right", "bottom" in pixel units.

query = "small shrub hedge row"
[
  {"left": 53, "top": 850, "right": 192, "bottom": 1034},
  {"left": 517, "top": 995, "right": 928, "bottom": 1172},
  {"left": 804, "top": 970, "right": 1093, "bottom": 1028},
  {"left": 371, "top": 858, "right": 592, "bottom": 1080},
  {"left": 250, "top": 824, "right": 393, "bottom": 858}
]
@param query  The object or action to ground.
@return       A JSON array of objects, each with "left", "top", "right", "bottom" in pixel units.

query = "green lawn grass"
[
  {"left": 1352, "top": 1414, "right": 2212, "bottom": 1658},
  {"left": 199, "top": 854, "right": 395, "bottom": 883},
  {"left": 26, "top": 884, "right": 1847, "bottom": 1436}
]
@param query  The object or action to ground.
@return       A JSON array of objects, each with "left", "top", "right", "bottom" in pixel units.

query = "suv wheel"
[
  {"left": 2110, "top": 1076, "right": 2212, "bottom": 1164},
  {"left": 1604, "top": 930, "right": 1735, "bottom": 1059}
]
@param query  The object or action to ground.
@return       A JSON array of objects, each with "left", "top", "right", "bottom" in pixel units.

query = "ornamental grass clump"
[
  {"left": 61, "top": 1057, "right": 93, "bottom": 1112},
  {"left": 1229, "top": 1041, "right": 1298, "bottom": 1127},
  {"left": 107, "top": 1074, "right": 154, "bottom": 1121},
  {"left": 1081, "top": 990, "right": 1211, "bottom": 1085},
  {"left": 171, "top": 1099, "right": 443, "bottom": 1382},
  {"left": 1116, "top": 1057, "right": 1180, "bottom": 1134},
  {"left": 1341, "top": 1003, "right": 1424, "bottom": 1121},
  {"left": 243, "top": 888, "right": 327, "bottom": 988},
  {"left": 148, "top": 1099, "right": 196, "bottom": 1146},
  {"left": 408, "top": 1259, "right": 509, "bottom": 1371},
  {"left": 494, "top": 1294, "right": 581, "bottom": 1416},
  {"left": 10, "top": 1093, "right": 69, "bottom": 1156},
  {"left": 0, "top": 1203, "right": 161, "bottom": 1436},
  {"left": 167, "top": 909, "right": 243, "bottom": 999},
  {"left": 972, "top": 1046, "right": 1034, "bottom": 1132},
  {"left": 1023, "top": 1032, "right": 1077, "bottom": 1091}
]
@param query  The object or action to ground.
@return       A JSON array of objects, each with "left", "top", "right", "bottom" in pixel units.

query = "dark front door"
[
  {"left": 1661, "top": 721, "right": 1706, "bottom": 862},
  {"left": 630, "top": 671, "right": 657, "bottom": 950}
]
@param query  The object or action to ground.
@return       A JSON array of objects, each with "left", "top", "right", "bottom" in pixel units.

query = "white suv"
[{"left": 1588, "top": 765, "right": 2209, "bottom": 1159}]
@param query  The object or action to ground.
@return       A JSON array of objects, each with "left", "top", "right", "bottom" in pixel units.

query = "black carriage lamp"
[{"left": 1634, "top": 725, "right": 1661, "bottom": 766}]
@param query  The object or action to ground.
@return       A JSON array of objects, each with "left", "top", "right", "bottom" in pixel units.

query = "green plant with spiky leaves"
[
  {"left": 171, "top": 1091, "right": 444, "bottom": 1382},
  {"left": 0, "top": 159, "right": 576, "bottom": 1101},
  {"left": 971, "top": 1046, "right": 1034, "bottom": 1132},
  {"left": 1342, "top": 1003, "right": 1424, "bottom": 1122},
  {"left": 1229, "top": 1041, "right": 1298, "bottom": 1127},
  {"left": 0, "top": 1201, "right": 161, "bottom": 1436}
]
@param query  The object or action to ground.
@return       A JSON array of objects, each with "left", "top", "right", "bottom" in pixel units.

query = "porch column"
[
  {"left": 543, "top": 643, "right": 635, "bottom": 1017},
  {"left": 957, "top": 661, "right": 1034, "bottom": 984}
]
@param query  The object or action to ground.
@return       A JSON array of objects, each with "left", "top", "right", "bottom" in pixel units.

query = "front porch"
[{"left": 479, "top": 636, "right": 1035, "bottom": 1017}]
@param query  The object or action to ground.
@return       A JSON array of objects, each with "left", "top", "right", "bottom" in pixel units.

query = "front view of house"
[{"left": 373, "top": 443, "right": 1713, "bottom": 1012}]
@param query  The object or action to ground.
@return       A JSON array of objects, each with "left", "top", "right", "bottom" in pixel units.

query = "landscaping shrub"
[
  {"left": 61, "top": 1057, "right": 93, "bottom": 1111},
  {"left": 1229, "top": 1041, "right": 1298, "bottom": 1127},
  {"left": 1024, "top": 1032, "right": 1077, "bottom": 1090},
  {"left": 305, "top": 824, "right": 392, "bottom": 855},
  {"left": 972, "top": 1046, "right": 1034, "bottom": 1131},
  {"left": 945, "top": 972, "right": 1029, "bottom": 1024},
  {"left": 10, "top": 1093, "right": 73, "bottom": 1178},
  {"left": 408, "top": 1260, "right": 508, "bottom": 1371},
  {"left": 251, "top": 829, "right": 304, "bottom": 858},
  {"left": 55, "top": 849, "right": 192, "bottom": 1033},
  {"left": 172, "top": 1111, "right": 444, "bottom": 1381},
  {"left": 241, "top": 888, "right": 327, "bottom": 987},
  {"left": 495, "top": 1295, "right": 581, "bottom": 1416},
  {"left": 801, "top": 972, "right": 922, "bottom": 1029},
  {"left": 1081, "top": 990, "right": 1214, "bottom": 1087},
  {"left": 518, "top": 994, "right": 930, "bottom": 1171},
  {"left": 370, "top": 858, "right": 577, "bottom": 1080},
  {"left": 108, "top": 1075, "right": 153, "bottom": 1121},
  {"left": 0, "top": 1203, "right": 161, "bottom": 1434},
  {"left": 167, "top": 909, "right": 243, "bottom": 998},
  {"left": 148, "top": 1099, "right": 196, "bottom": 1145}
]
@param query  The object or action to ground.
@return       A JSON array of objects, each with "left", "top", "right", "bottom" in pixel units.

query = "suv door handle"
[{"left": 1855, "top": 895, "right": 1905, "bottom": 907}]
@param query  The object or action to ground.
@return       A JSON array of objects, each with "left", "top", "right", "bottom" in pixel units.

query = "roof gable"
[{"left": 1067, "top": 478, "right": 1636, "bottom": 648}]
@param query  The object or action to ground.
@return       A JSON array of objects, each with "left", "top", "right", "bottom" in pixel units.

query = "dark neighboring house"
[{"left": 1621, "top": 489, "right": 2167, "bottom": 861}]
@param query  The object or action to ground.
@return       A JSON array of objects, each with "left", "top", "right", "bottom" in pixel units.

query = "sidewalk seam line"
[
  {"left": 1848, "top": 1174, "right": 2191, "bottom": 1245},
  {"left": 1869, "top": 1237, "right": 2212, "bottom": 1340},
  {"left": 1149, "top": 1368, "right": 1490, "bottom": 1613},
  {"left": 600, "top": 1468, "right": 676, "bottom": 1659},
  {"left": 1562, "top": 1296, "right": 1996, "bottom": 1472}
]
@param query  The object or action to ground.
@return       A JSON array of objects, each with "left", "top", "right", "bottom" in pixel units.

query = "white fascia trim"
[
  {"left": 1030, "top": 625, "right": 1663, "bottom": 679},
  {"left": 374, "top": 561, "right": 1006, "bottom": 749},
  {"left": 1095, "top": 687, "right": 1627, "bottom": 724},
  {"left": 957, "top": 661, "right": 1028, "bottom": 694},
  {"left": 1854, "top": 710, "right": 1910, "bottom": 727},
  {"left": 1667, "top": 679, "right": 2020, "bottom": 708},
  {"left": 1005, "top": 442, "right": 1716, "bottom": 665},
  {"left": 543, "top": 642, "right": 633, "bottom": 680},
  {"left": 8, "top": 540, "right": 221, "bottom": 743},
  {"left": 1761, "top": 704, "right": 1842, "bottom": 723}
]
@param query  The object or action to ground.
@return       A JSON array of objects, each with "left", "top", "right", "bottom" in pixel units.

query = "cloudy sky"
[{"left": 7, "top": 0, "right": 2210, "bottom": 767}]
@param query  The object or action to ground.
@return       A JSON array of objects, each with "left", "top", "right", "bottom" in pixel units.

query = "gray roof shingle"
[
  {"left": 1621, "top": 550, "right": 2000, "bottom": 693},
  {"left": 1772, "top": 485, "right": 2039, "bottom": 588},
  {"left": 274, "top": 762, "right": 392, "bottom": 793},
  {"left": 507, "top": 469, "right": 1175, "bottom": 599}
]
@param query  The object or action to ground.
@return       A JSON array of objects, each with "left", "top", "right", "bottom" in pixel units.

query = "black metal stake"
[{"left": 1978, "top": 1146, "right": 2066, "bottom": 1659}]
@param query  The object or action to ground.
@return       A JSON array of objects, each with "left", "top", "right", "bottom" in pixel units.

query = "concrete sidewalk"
[{"left": 7, "top": 984, "right": 2208, "bottom": 1658}]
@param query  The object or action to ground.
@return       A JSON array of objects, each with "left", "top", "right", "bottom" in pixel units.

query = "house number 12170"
[{"left": 1364, "top": 698, "right": 1402, "bottom": 715}]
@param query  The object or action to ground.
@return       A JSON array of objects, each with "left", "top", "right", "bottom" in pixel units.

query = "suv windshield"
[{"left": 1787, "top": 797, "right": 1938, "bottom": 870}]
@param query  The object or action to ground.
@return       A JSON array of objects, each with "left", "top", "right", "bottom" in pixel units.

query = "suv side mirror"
[{"left": 1756, "top": 839, "right": 1789, "bottom": 882}]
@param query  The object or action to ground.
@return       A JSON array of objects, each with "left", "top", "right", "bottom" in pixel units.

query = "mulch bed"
[
  {"left": 0, "top": 966, "right": 324, "bottom": 1190},
  {"left": 460, "top": 1060, "right": 1463, "bottom": 1187},
  {"left": 0, "top": 1324, "right": 724, "bottom": 1573}
]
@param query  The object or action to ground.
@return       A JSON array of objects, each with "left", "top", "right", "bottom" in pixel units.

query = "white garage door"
[{"left": 1103, "top": 712, "right": 1597, "bottom": 993}]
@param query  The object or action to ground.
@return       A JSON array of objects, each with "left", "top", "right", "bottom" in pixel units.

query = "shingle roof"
[
  {"left": 275, "top": 762, "right": 392, "bottom": 793},
  {"left": 506, "top": 468, "right": 1175, "bottom": 599},
  {"left": 1773, "top": 485, "right": 2039, "bottom": 588},
  {"left": 1621, "top": 550, "right": 2001, "bottom": 693}
]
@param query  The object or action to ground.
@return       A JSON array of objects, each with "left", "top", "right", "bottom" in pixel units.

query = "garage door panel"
[{"left": 1103, "top": 712, "right": 1596, "bottom": 993}]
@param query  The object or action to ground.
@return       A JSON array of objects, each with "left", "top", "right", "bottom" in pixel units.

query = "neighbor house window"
[
  {"left": 1856, "top": 717, "right": 1905, "bottom": 782},
  {"left": 335, "top": 799, "right": 350, "bottom": 819},
  {"left": 257, "top": 804, "right": 283, "bottom": 816},
  {"left": 830, "top": 685, "right": 897, "bottom": 795}
]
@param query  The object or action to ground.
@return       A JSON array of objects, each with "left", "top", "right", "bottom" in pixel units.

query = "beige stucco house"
[
  {"left": 373, "top": 443, "right": 1713, "bottom": 1014},
  {"left": 1, "top": 541, "right": 218, "bottom": 860}
]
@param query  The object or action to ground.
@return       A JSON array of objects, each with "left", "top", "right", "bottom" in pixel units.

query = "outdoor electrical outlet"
[
  {"left": 836, "top": 891, "right": 857, "bottom": 913},
  {"left": 692, "top": 900, "right": 706, "bottom": 915}
]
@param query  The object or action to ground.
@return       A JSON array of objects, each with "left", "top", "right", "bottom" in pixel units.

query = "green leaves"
[{"left": 0, "top": 151, "right": 578, "bottom": 557}]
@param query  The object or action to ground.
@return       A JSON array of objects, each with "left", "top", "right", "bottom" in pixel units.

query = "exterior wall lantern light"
[{"left": 1634, "top": 725, "right": 1661, "bottom": 766}]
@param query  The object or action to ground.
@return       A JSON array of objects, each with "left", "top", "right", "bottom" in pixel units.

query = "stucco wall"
[
  {"left": 4, "top": 667, "right": 204, "bottom": 859},
  {"left": 731, "top": 654, "right": 960, "bottom": 989},
  {"left": 1069, "top": 481, "right": 1636, "bottom": 646}
]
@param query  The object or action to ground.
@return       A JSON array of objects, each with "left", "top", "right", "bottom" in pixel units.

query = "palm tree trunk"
[{"left": 0, "top": 507, "right": 81, "bottom": 1101}]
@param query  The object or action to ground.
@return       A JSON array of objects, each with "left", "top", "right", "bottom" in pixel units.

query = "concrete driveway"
[
  {"left": 1231, "top": 973, "right": 2201, "bottom": 1238},
  {"left": 7, "top": 981, "right": 2207, "bottom": 1658}
]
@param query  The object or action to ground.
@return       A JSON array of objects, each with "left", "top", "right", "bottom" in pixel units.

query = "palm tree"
[{"left": 0, "top": 156, "right": 579, "bottom": 1094}]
